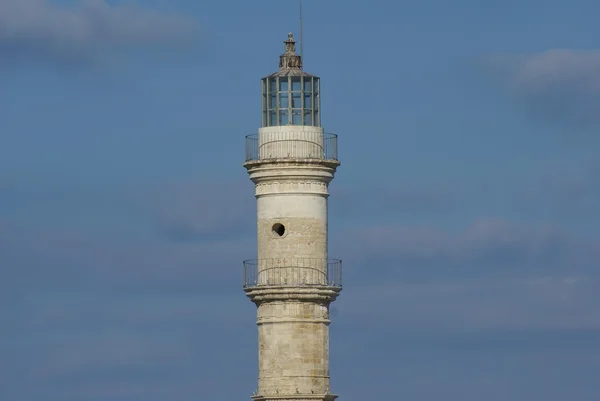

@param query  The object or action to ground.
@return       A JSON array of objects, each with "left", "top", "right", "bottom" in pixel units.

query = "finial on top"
[
  {"left": 284, "top": 32, "right": 296, "bottom": 53},
  {"left": 279, "top": 32, "right": 302, "bottom": 70}
]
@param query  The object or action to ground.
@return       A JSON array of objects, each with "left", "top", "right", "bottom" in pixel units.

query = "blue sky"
[{"left": 1, "top": 0, "right": 599, "bottom": 400}]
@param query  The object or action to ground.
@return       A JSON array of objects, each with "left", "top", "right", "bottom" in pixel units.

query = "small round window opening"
[{"left": 272, "top": 223, "right": 286, "bottom": 237}]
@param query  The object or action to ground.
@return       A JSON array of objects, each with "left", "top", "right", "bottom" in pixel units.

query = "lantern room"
[{"left": 261, "top": 33, "right": 321, "bottom": 128}]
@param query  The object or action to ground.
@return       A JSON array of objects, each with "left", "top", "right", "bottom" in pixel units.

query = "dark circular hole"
[{"left": 272, "top": 223, "right": 285, "bottom": 237}]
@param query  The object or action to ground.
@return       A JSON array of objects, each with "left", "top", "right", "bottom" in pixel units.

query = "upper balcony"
[{"left": 245, "top": 132, "right": 338, "bottom": 163}]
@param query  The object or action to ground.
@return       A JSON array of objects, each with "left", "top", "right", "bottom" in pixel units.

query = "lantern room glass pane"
[
  {"left": 279, "top": 110, "right": 288, "bottom": 125},
  {"left": 303, "top": 110, "right": 312, "bottom": 125},
  {"left": 262, "top": 76, "right": 321, "bottom": 127},
  {"left": 279, "top": 93, "right": 289, "bottom": 109},
  {"left": 304, "top": 94, "right": 312, "bottom": 109},
  {"left": 279, "top": 78, "right": 288, "bottom": 91},
  {"left": 291, "top": 93, "right": 301, "bottom": 108},
  {"left": 291, "top": 77, "right": 301, "bottom": 91},
  {"left": 304, "top": 78, "right": 312, "bottom": 91},
  {"left": 292, "top": 110, "right": 301, "bottom": 124}
]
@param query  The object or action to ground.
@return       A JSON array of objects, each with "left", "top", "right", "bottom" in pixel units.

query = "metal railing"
[
  {"left": 243, "top": 258, "right": 342, "bottom": 288},
  {"left": 245, "top": 132, "right": 338, "bottom": 162}
]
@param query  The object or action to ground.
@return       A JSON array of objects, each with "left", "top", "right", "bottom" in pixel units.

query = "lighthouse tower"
[{"left": 242, "top": 33, "right": 342, "bottom": 401}]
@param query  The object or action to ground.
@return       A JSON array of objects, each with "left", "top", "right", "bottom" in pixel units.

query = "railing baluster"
[
  {"left": 245, "top": 133, "right": 338, "bottom": 162},
  {"left": 243, "top": 258, "right": 341, "bottom": 289}
]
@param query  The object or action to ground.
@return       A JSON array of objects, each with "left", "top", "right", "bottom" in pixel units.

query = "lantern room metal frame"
[{"left": 260, "top": 33, "right": 321, "bottom": 128}]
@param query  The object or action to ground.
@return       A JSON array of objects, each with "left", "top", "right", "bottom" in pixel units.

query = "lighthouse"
[{"left": 242, "top": 32, "right": 342, "bottom": 401}]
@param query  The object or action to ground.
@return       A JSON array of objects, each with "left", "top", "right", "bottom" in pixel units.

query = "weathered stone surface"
[{"left": 244, "top": 125, "right": 340, "bottom": 401}]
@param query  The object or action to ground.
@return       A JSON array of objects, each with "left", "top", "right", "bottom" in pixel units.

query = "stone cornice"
[
  {"left": 255, "top": 180, "right": 329, "bottom": 197},
  {"left": 244, "top": 159, "right": 340, "bottom": 180},
  {"left": 245, "top": 286, "right": 341, "bottom": 304},
  {"left": 244, "top": 159, "right": 340, "bottom": 169},
  {"left": 251, "top": 394, "right": 338, "bottom": 401}
]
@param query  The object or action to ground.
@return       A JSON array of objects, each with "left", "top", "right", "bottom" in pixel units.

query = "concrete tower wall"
[
  {"left": 257, "top": 188, "right": 328, "bottom": 283},
  {"left": 248, "top": 162, "right": 338, "bottom": 399},
  {"left": 252, "top": 163, "right": 332, "bottom": 396},
  {"left": 258, "top": 126, "right": 325, "bottom": 160},
  {"left": 257, "top": 301, "right": 331, "bottom": 395}
]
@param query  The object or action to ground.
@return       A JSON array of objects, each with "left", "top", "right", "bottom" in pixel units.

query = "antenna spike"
[{"left": 299, "top": 0, "right": 304, "bottom": 61}]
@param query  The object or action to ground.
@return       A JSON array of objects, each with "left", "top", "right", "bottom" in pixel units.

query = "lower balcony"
[{"left": 243, "top": 258, "right": 342, "bottom": 289}]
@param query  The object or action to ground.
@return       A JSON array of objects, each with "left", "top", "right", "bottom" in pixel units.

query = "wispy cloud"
[
  {"left": 522, "top": 158, "right": 600, "bottom": 219},
  {"left": 142, "top": 180, "right": 255, "bottom": 243},
  {"left": 2, "top": 215, "right": 599, "bottom": 400},
  {"left": 0, "top": 0, "right": 199, "bottom": 64},
  {"left": 485, "top": 49, "right": 600, "bottom": 127},
  {"left": 331, "top": 217, "right": 600, "bottom": 331},
  {"left": 0, "top": 289, "right": 254, "bottom": 401},
  {"left": 1, "top": 178, "right": 598, "bottom": 400},
  {"left": 0, "top": 222, "right": 254, "bottom": 296},
  {"left": 335, "top": 218, "right": 594, "bottom": 277},
  {"left": 331, "top": 180, "right": 456, "bottom": 219},
  {"left": 344, "top": 275, "right": 599, "bottom": 332}
]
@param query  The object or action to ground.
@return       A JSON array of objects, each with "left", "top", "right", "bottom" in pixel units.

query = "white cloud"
[
  {"left": 488, "top": 49, "right": 600, "bottom": 92},
  {"left": 509, "top": 50, "right": 600, "bottom": 93},
  {"left": 486, "top": 49, "right": 600, "bottom": 126},
  {"left": 0, "top": 0, "right": 199, "bottom": 61}
]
